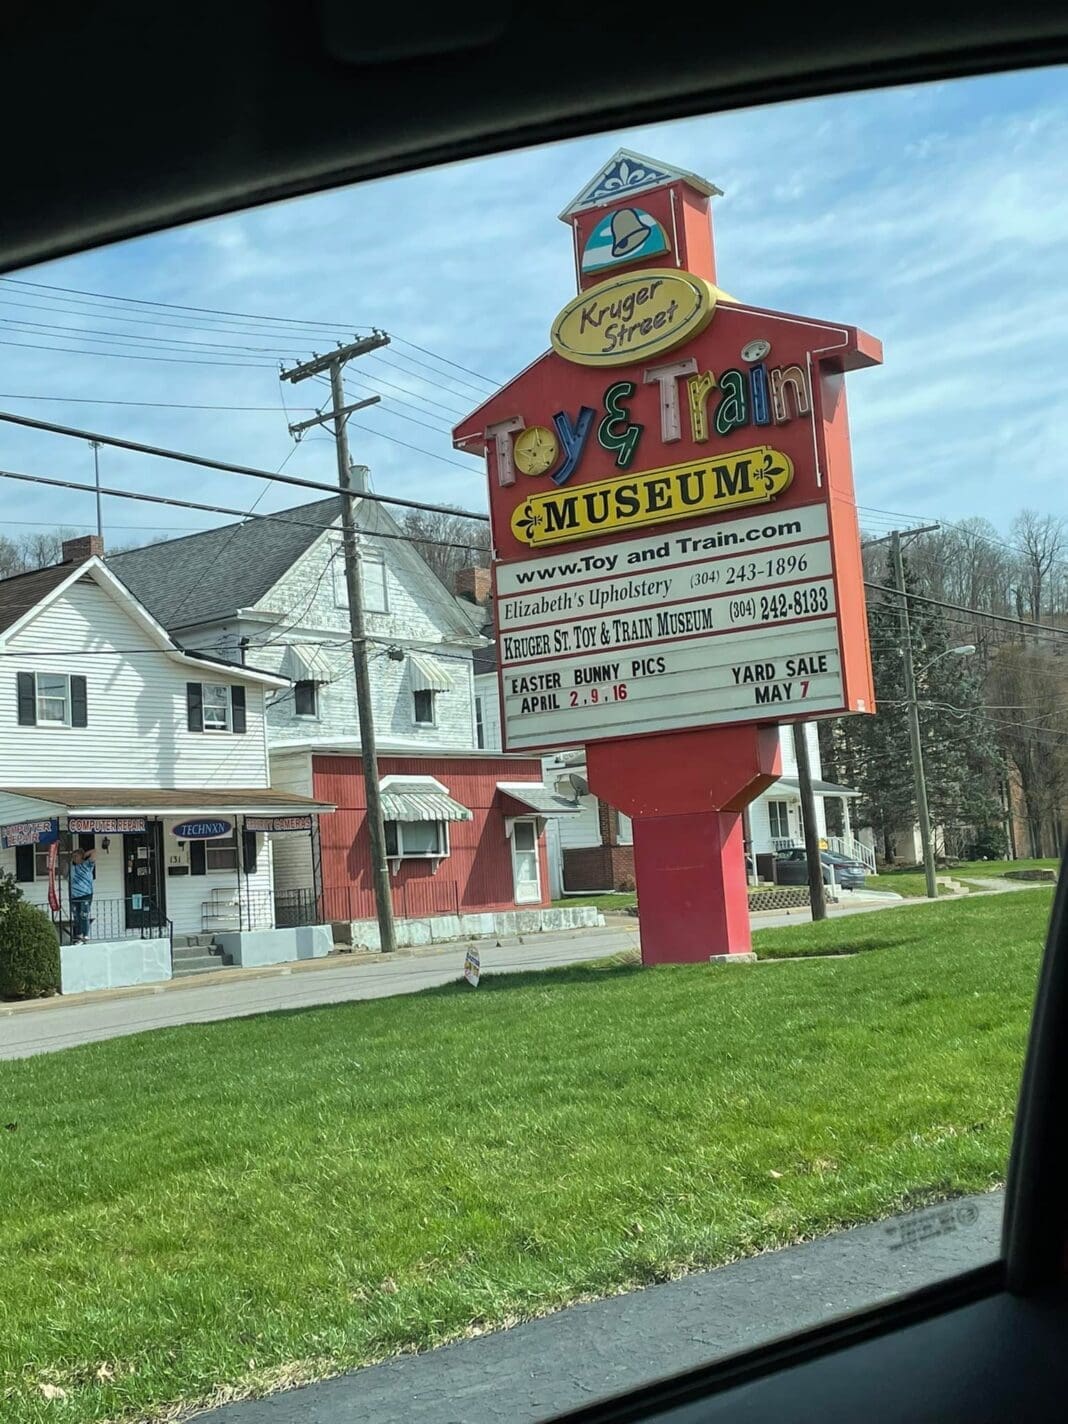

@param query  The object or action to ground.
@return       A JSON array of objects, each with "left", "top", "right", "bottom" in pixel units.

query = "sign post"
[{"left": 454, "top": 149, "right": 880, "bottom": 964}]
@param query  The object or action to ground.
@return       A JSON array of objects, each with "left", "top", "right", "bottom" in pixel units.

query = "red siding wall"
[{"left": 313, "top": 755, "right": 552, "bottom": 921}]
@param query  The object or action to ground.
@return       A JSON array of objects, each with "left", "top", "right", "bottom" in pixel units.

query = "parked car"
[{"left": 774, "top": 848, "right": 867, "bottom": 890}]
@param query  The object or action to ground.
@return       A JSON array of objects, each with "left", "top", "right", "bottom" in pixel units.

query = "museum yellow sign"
[
  {"left": 550, "top": 267, "right": 721, "bottom": 367},
  {"left": 510, "top": 445, "right": 793, "bottom": 547}
]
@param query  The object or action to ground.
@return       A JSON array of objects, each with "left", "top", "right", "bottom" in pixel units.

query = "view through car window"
[{"left": 0, "top": 64, "right": 1063, "bottom": 1424}]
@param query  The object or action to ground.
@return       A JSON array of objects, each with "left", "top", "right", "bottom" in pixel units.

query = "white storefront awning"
[
  {"left": 408, "top": 652, "right": 454, "bottom": 692},
  {"left": 378, "top": 774, "right": 472, "bottom": 823}
]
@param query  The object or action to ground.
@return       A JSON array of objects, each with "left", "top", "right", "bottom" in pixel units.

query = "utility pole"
[
  {"left": 281, "top": 335, "right": 397, "bottom": 953},
  {"left": 891, "top": 530, "right": 939, "bottom": 900},
  {"left": 792, "top": 721, "right": 827, "bottom": 920},
  {"left": 90, "top": 440, "right": 103, "bottom": 540}
]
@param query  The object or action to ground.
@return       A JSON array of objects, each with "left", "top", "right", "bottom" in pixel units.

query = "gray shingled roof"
[
  {"left": 109, "top": 496, "right": 483, "bottom": 644},
  {"left": 108, "top": 497, "right": 340, "bottom": 628},
  {"left": 0, "top": 560, "right": 81, "bottom": 636}
]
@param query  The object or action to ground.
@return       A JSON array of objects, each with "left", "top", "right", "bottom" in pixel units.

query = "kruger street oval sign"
[{"left": 550, "top": 267, "right": 719, "bottom": 367}]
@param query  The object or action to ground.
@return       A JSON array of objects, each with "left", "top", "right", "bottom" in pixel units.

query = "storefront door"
[
  {"left": 511, "top": 819, "right": 541, "bottom": 904},
  {"left": 123, "top": 823, "right": 165, "bottom": 930}
]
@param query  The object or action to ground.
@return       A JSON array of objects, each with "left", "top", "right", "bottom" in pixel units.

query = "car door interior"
[
  {"left": 550, "top": 856, "right": 1068, "bottom": 1421},
  {"left": 5, "top": 6, "right": 1068, "bottom": 1422}
]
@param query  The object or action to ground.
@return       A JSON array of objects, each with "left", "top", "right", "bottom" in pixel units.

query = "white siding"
[
  {"left": 1, "top": 576, "right": 270, "bottom": 789},
  {"left": 474, "top": 673, "right": 503, "bottom": 753},
  {"left": 179, "top": 528, "right": 479, "bottom": 752},
  {"left": 267, "top": 750, "right": 315, "bottom": 892},
  {"left": 557, "top": 794, "right": 601, "bottom": 850}
]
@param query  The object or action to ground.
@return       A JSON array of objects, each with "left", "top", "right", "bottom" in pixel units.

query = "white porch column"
[{"left": 841, "top": 797, "right": 853, "bottom": 843}]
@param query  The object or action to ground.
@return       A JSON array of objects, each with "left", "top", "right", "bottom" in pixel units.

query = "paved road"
[
  {"left": 193, "top": 1192, "right": 1003, "bottom": 1424},
  {"left": 0, "top": 927, "right": 641, "bottom": 1060}
]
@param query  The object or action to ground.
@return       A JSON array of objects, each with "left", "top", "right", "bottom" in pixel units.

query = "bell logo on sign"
[{"left": 550, "top": 268, "right": 721, "bottom": 367}]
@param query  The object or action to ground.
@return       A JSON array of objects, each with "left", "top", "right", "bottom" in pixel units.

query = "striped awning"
[
  {"left": 378, "top": 777, "right": 472, "bottom": 823},
  {"left": 281, "top": 642, "right": 336, "bottom": 684},
  {"left": 408, "top": 651, "right": 454, "bottom": 692}
]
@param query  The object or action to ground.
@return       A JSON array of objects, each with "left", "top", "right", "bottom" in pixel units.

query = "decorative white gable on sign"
[{"left": 558, "top": 148, "right": 723, "bottom": 220}]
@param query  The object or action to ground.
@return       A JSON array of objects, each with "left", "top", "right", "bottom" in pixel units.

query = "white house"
[
  {"left": 111, "top": 494, "right": 593, "bottom": 945},
  {"left": 0, "top": 536, "right": 335, "bottom": 992}
]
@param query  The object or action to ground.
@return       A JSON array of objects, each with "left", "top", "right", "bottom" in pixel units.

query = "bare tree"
[
  {"left": 0, "top": 529, "right": 79, "bottom": 578},
  {"left": 399, "top": 507, "right": 490, "bottom": 589},
  {"left": 1011, "top": 510, "right": 1066, "bottom": 621}
]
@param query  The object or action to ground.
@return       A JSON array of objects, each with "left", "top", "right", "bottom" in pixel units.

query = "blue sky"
[{"left": 2, "top": 65, "right": 1065, "bottom": 549}]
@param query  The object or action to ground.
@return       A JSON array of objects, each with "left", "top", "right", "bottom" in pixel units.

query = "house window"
[
  {"left": 384, "top": 820, "right": 448, "bottom": 858},
  {"left": 332, "top": 542, "right": 388, "bottom": 614},
  {"left": 475, "top": 696, "right": 485, "bottom": 748},
  {"left": 187, "top": 682, "right": 246, "bottom": 734},
  {"left": 294, "top": 680, "right": 318, "bottom": 717},
  {"left": 206, "top": 829, "right": 239, "bottom": 872},
  {"left": 36, "top": 673, "right": 70, "bottom": 725},
  {"left": 767, "top": 799, "right": 791, "bottom": 841},
  {"left": 413, "top": 688, "right": 436, "bottom": 725},
  {"left": 202, "top": 683, "right": 231, "bottom": 731},
  {"left": 17, "top": 671, "right": 88, "bottom": 728}
]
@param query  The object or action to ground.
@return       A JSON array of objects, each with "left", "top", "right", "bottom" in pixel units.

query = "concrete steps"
[{"left": 171, "top": 936, "right": 232, "bottom": 977}]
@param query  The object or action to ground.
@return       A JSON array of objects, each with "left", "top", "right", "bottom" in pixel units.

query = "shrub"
[
  {"left": 0, "top": 899, "right": 61, "bottom": 1000},
  {"left": 966, "top": 824, "right": 1009, "bottom": 862},
  {"left": 0, "top": 870, "right": 22, "bottom": 926}
]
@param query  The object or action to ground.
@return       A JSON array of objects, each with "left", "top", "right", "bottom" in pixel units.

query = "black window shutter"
[
  {"left": 14, "top": 844, "right": 34, "bottom": 882},
  {"left": 16, "top": 672, "right": 35, "bottom": 726},
  {"left": 186, "top": 682, "right": 203, "bottom": 732},
  {"left": 189, "top": 841, "right": 206, "bottom": 875},
  {"left": 242, "top": 829, "right": 259, "bottom": 875},
  {"left": 70, "top": 675, "right": 88, "bottom": 727},
  {"left": 230, "top": 685, "right": 247, "bottom": 734}
]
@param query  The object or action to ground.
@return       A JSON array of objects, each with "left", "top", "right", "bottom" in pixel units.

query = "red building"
[{"left": 270, "top": 745, "right": 588, "bottom": 945}]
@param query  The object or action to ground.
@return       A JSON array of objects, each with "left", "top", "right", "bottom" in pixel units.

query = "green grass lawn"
[
  {"left": 553, "top": 892, "right": 636, "bottom": 911},
  {"left": 867, "top": 872, "right": 940, "bottom": 899},
  {"left": 0, "top": 891, "right": 1053, "bottom": 1423},
  {"left": 753, "top": 884, "right": 1051, "bottom": 958}
]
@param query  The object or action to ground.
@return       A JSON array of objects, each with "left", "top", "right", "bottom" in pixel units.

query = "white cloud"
[{"left": 1, "top": 67, "right": 1065, "bottom": 544}]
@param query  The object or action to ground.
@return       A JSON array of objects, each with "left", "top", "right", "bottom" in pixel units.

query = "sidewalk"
[
  {"left": 0, "top": 926, "right": 641, "bottom": 1060},
  {"left": 191, "top": 1192, "right": 1003, "bottom": 1423}
]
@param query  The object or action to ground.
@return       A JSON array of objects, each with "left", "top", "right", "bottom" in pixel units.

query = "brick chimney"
[
  {"left": 455, "top": 566, "right": 492, "bottom": 605},
  {"left": 61, "top": 535, "right": 104, "bottom": 563}
]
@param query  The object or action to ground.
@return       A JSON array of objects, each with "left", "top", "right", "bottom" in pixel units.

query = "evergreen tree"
[{"left": 829, "top": 550, "right": 1002, "bottom": 862}]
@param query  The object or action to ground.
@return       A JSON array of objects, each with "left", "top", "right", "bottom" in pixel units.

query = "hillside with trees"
[{"left": 820, "top": 511, "right": 1067, "bottom": 860}]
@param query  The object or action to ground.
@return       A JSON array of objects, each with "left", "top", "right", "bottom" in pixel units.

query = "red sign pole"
[{"left": 455, "top": 150, "right": 879, "bottom": 965}]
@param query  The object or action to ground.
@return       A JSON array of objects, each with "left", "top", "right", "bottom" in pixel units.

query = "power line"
[
  {"left": 0, "top": 279, "right": 503, "bottom": 386},
  {"left": 0, "top": 277, "right": 369, "bottom": 334},
  {"left": 0, "top": 292, "right": 359, "bottom": 345},
  {"left": 0, "top": 408, "right": 490, "bottom": 521},
  {"left": 865, "top": 580, "right": 1068, "bottom": 640},
  {"left": 0, "top": 467, "right": 491, "bottom": 551},
  {"left": 389, "top": 335, "right": 500, "bottom": 388},
  {"left": 0, "top": 392, "right": 317, "bottom": 413},
  {"left": 0, "top": 336, "right": 276, "bottom": 369},
  {"left": 0, "top": 316, "right": 304, "bottom": 358},
  {"left": 366, "top": 351, "right": 489, "bottom": 405}
]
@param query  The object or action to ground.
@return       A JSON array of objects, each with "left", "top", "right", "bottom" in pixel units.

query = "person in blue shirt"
[{"left": 68, "top": 847, "right": 96, "bottom": 943}]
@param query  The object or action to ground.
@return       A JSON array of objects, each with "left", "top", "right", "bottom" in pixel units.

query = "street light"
[
  {"left": 907, "top": 642, "right": 976, "bottom": 899},
  {"left": 916, "top": 644, "right": 976, "bottom": 676}
]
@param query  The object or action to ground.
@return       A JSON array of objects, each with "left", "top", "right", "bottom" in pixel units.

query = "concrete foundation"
[
  {"left": 60, "top": 937, "right": 172, "bottom": 995},
  {"left": 213, "top": 925, "right": 333, "bottom": 967},
  {"left": 337, "top": 904, "right": 606, "bottom": 951}
]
